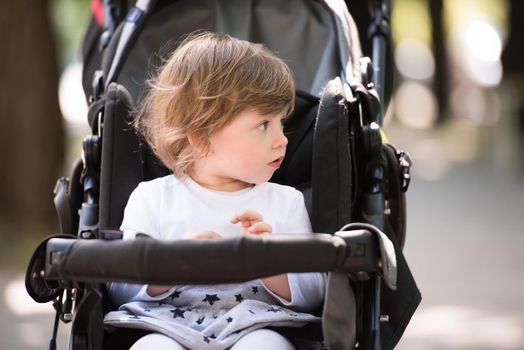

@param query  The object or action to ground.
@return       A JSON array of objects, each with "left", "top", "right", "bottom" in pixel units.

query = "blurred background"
[{"left": 0, "top": 0, "right": 522, "bottom": 349}]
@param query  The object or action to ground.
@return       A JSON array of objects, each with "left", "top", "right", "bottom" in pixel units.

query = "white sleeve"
[
  {"left": 278, "top": 272, "right": 327, "bottom": 312},
  {"left": 264, "top": 189, "right": 327, "bottom": 311},
  {"left": 120, "top": 182, "right": 161, "bottom": 240},
  {"left": 107, "top": 283, "right": 179, "bottom": 305}
]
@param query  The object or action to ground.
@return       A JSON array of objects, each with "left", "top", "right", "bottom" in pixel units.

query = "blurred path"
[
  {"left": 0, "top": 271, "right": 70, "bottom": 350},
  {"left": 398, "top": 164, "right": 524, "bottom": 349}
]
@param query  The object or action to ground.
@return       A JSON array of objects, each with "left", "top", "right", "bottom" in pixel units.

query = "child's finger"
[
  {"left": 230, "top": 210, "right": 263, "bottom": 224},
  {"left": 187, "top": 231, "right": 222, "bottom": 240},
  {"left": 247, "top": 222, "right": 272, "bottom": 234}
]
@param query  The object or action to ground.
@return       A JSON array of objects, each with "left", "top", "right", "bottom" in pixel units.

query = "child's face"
[{"left": 191, "top": 109, "right": 288, "bottom": 191}]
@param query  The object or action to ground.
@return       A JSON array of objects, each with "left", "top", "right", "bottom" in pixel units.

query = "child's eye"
[{"left": 257, "top": 121, "right": 269, "bottom": 131}]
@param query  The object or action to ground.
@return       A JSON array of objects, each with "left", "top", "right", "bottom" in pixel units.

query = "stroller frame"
[{"left": 26, "top": 1, "right": 420, "bottom": 349}]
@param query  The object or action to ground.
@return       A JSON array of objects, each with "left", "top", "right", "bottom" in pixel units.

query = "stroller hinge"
[{"left": 79, "top": 136, "right": 101, "bottom": 239}]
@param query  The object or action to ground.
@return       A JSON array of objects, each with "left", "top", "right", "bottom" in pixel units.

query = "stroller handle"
[{"left": 44, "top": 230, "right": 379, "bottom": 284}]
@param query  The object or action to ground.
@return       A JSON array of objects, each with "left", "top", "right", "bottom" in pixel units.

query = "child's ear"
[{"left": 188, "top": 131, "right": 207, "bottom": 155}]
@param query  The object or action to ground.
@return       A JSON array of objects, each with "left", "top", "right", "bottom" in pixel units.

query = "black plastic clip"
[{"left": 397, "top": 150, "right": 412, "bottom": 192}]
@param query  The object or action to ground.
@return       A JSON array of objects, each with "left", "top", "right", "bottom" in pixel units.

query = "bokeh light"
[
  {"left": 395, "top": 38, "right": 435, "bottom": 81},
  {"left": 454, "top": 18, "right": 504, "bottom": 87},
  {"left": 58, "top": 62, "right": 88, "bottom": 127},
  {"left": 394, "top": 81, "right": 438, "bottom": 129}
]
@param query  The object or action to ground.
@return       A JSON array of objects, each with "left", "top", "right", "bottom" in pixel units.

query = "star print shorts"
[{"left": 104, "top": 280, "right": 319, "bottom": 349}]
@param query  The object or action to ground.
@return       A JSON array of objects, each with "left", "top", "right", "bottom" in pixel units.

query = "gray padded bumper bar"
[{"left": 45, "top": 230, "right": 379, "bottom": 284}]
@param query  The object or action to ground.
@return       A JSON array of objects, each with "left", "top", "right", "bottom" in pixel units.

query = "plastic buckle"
[
  {"left": 359, "top": 57, "right": 375, "bottom": 90},
  {"left": 397, "top": 150, "right": 412, "bottom": 192},
  {"left": 91, "top": 70, "right": 104, "bottom": 101}
]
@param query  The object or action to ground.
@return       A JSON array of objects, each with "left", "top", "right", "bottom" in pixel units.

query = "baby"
[{"left": 105, "top": 32, "right": 326, "bottom": 350}]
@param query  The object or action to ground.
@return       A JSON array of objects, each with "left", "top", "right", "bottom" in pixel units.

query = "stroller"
[{"left": 26, "top": 0, "right": 420, "bottom": 349}]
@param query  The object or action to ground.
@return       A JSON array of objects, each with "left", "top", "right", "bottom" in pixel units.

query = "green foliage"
[
  {"left": 445, "top": 0, "right": 509, "bottom": 34},
  {"left": 49, "top": 0, "right": 91, "bottom": 67},
  {"left": 392, "top": 0, "right": 432, "bottom": 45}
]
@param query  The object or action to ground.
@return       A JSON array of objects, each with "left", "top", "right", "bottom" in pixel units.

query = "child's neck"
[{"left": 189, "top": 173, "right": 254, "bottom": 192}]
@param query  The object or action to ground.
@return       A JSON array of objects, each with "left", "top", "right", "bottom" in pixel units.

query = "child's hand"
[
  {"left": 187, "top": 231, "right": 222, "bottom": 240},
  {"left": 231, "top": 210, "right": 272, "bottom": 235},
  {"left": 147, "top": 285, "right": 173, "bottom": 297}
]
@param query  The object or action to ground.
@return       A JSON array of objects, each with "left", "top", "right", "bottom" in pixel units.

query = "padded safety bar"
[{"left": 45, "top": 230, "right": 379, "bottom": 284}]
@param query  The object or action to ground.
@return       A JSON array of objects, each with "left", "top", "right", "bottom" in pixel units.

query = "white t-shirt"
[
  {"left": 109, "top": 175, "right": 325, "bottom": 312},
  {"left": 121, "top": 175, "right": 312, "bottom": 240}
]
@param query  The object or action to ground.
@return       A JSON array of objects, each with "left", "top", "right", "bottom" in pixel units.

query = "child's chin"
[
  {"left": 244, "top": 172, "right": 274, "bottom": 185},
  {"left": 248, "top": 177, "right": 270, "bottom": 185}
]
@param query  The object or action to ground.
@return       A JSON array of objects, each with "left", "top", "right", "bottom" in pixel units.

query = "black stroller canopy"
[{"left": 103, "top": 0, "right": 363, "bottom": 101}]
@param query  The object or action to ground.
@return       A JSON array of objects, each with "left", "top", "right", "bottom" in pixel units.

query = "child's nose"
[{"left": 273, "top": 129, "right": 288, "bottom": 149}]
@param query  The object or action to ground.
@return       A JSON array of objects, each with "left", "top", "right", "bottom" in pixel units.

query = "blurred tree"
[
  {"left": 502, "top": 0, "right": 524, "bottom": 168},
  {"left": 502, "top": 2, "right": 524, "bottom": 93},
  {"left": 0, "top": 1, "right": 64, "bottom": 235},
  {"left": 502, "top": 0, "right": 524, "bottom": 75},
  {"left": 430, "top": 0, "right": 448, "bottom": 122}
]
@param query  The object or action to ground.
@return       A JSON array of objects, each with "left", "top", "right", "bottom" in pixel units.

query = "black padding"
[
  {"left": 99, "top": 83, "right": 143, "bottom": 231},
  {"left": 46, "top": 234, "right": 361, "bottom": 284},
  {"left": 271, "top": 91, "right": 318, "bottom": 218},
  {"left": 378, "top": 226, "right": 421, "bottom": 349},
  {"left": 104, "top": 329, "right": 152, "bottom": 350},
  {"left": 140, "top": 144, "right": 171, "bottom": 182},
  {"left": 70, "top": 288, "right": 104, "bottom": 350},
  {"left": 271, "top": 91, "right": 318, "bottom": 188},
  {"left": 383, "top": 143, "right": 406, "bottom": 249},
  {"left": 311, "top": 78, "right": 352, "bottom": 233}
]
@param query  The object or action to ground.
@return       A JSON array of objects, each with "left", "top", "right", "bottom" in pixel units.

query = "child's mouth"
[{"left": 269, "top": 157, "right": 284, "bottom": 168}]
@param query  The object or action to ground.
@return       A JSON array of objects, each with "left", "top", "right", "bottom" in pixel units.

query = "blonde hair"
[{"left": 135, "top": 32, "right": 295, "bottom": 176}]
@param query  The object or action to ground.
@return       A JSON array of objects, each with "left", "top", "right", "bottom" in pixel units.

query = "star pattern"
[
  {"left": 202, "top": 294, "right": 221, "bottom": 305},
  {"left": 266, "top": 307, "right": 282, "bottom": 313},
  {"left": 170, "top": 308, "right": 187, "bottom": 319},
  {"left": 169, "top": 290, "right": 182, "bottom": 299},
  {"left": 120, "top": 288, "right": 309, "bottom": 346}
]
